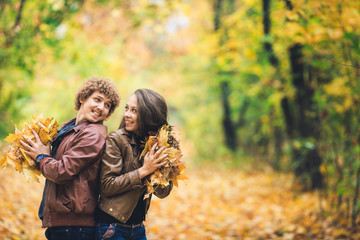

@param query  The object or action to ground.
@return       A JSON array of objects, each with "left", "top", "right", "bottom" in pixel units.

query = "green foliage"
[{"left": 0, "top": 0, "right": 84, "bottom": 137}]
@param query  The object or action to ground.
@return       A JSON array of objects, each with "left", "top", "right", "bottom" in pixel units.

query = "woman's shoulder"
[
  {"left": 106, "top": 129, "right": 135, "bottom": 152},
  {"left": 107, "top": 128, "right": 131, "bottom": 142}
]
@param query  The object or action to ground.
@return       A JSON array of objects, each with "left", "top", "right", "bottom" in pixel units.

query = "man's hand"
[{"left": 20, "top": 130, "right": 51, "bottom": 160}]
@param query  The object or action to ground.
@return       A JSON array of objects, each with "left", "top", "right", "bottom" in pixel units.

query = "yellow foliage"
[
  {"left": 324, "top": 77, "right": 350, "bottom": 96},
  {"left": 140, "top": 124, "right": 186, "bottom": 199},
  {"left": 1, "top": 114, "right": 58, "bottom": 182}
]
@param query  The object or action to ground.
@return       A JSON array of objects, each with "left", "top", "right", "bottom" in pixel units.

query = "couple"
[{"left": 21, "top": 76, "right": 172, "bottom": 240}]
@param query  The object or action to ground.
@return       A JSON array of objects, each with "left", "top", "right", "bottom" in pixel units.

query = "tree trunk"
[
  {"left": 213, "top": 0, "right": 238, "bottom": 151},
  {"left": 289, "top": 43, "right": 323, "bottom": 189},
  {"left": 262, "top": 0, "right": 278, "bottom": 66},
  {"left": 262, "top": 0, "right": 285, "bottom": 167},
  {"left": 220, "top": 81, "right": 237, "bottom": 151}
]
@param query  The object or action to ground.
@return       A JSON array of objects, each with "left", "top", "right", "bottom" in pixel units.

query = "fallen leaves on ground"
[
  {"left": 0, "top": 167, "right": 45, "bottom": 239},
  {"left": 146, "top": 166, "right": 360, "bottom": 240},
  {"left": 0, "top": 164, "right": 359, "bottom": 239}
]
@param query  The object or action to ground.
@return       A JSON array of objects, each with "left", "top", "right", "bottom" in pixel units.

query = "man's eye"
[{"left": 105, "top": 103, "right": 111, "bottom": 109}]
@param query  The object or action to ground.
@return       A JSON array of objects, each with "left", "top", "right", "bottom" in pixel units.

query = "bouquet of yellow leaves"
[
  {"left": 140, "top": 124, "right": 187, "bottom": 199},
  {"left": 0, "top": 114, "right": 58, "bottom": 182}
]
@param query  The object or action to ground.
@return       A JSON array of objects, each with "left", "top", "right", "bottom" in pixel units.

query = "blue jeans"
[
  {"left": 45, "top": 226, "right": 95, "bottom": 240},
  {"left": 95, "top": 223, "right": 147, "bottom": 240}
]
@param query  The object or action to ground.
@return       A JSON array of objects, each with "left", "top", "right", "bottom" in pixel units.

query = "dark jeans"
[
  {"left": 95, "top": 223, "right": 146, "bottom": 240},
  {"left": 45, "top": 226, "right": 95, "bottom": 240}
]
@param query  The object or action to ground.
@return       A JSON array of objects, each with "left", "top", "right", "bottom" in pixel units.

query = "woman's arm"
[{"left": 100, "top": 131, "right": 142, "bottom": 196}]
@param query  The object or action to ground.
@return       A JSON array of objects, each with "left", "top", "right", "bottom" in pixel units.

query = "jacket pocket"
[
  {"left": 50, "top": 195, "right": 71, "bottom": 212},
  {"left": 51, "top": 190, "right": 72, "bottom": 213}
]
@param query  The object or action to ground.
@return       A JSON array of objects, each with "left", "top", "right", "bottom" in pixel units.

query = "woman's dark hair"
[{"left": 120, "top": 89, "right": 168, "bottom": 137}]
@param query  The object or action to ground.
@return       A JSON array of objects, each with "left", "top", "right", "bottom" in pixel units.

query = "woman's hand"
[
  {"left": 20, "top": 130, "right": 51, "bottom": 160},
  {"left": 138, "top": 143, "right": 168, "bottom": 179}
]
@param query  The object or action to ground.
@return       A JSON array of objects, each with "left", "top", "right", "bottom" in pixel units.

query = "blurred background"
[{"left": 1, "top": 0, "right": 360, "bottom": 239}]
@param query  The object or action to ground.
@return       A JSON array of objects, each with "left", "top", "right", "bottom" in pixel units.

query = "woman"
[
  {"left": 21, "top": 76, "right": 120, "bottom": 240},
  {"left": 95, "top": 89, "right": 173, "bottom": 240}
]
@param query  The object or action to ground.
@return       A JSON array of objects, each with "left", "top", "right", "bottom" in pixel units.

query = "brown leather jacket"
[
  {"left": 97, "top": 128, "right": 172, "bottom": 223},
  {"left": 39, "top": 119, "right": 107, "bottom": 228}
]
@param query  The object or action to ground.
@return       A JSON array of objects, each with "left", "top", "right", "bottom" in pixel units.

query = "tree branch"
[
  {"left": 13, "top": 0, "right": 26, "bottom": 30},
  {"left": 0, "top": 0, "right": 6, "bottom": 18},
  {"left": 213, "top": 0, "right": 222, "bottom": 31},
  {"left": 283, "top": 0, "right": 293, "bottom": 10}
]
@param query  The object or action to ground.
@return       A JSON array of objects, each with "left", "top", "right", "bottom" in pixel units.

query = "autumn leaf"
[
  {"left": 141, "top": 124, "right": 186, "bottom": 199},
  {"left": 4, "top": 134, "right": 17, "bottom": 144},
  {"left": 0, "top": 155, "right": 6, "bottom": 168},
  {"left": 1, "top": 114, "right": 58, "bottom": 182}
]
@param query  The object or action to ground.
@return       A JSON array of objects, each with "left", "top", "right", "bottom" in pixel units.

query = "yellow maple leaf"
[
  {"left": 4, "top": 134, "right": 17, "bottom": 144},
  {"left": 140, "top": 136, "right": 157, "bottom": 159},
  {"left": 22, "top": 161, "right": 41, "bottom": 183},
  {"left": 157, "top": 125, "right": 170, "bottom": 147},
  {"left": 19, "top": 148, "right": 34, "bottom": 166},
  {"left": 39, "top": 128, "right": 52, "bottom": 145},
  {"left": 1, "top": 114, "right": 58, "bottom": 182},
  {"left": 0, "top": 155, "right": 6, "bottom": 168},
  {"left": 141, "top": 124, "right": 186, "bottom": 198}
]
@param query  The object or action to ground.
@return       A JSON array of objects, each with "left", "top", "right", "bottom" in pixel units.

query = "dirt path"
[{"left": 0, "top": 166, "right": 358, "bottom": 239}]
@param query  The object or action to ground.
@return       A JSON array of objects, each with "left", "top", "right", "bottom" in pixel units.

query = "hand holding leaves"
[
  {"left": 140, "top": 124, "right": 187, "bottom": 199},
  {"left": 1, "top": 114, "right": 58, "bottom": 182},
  {"left": 20, "top": 130, "right": 51, "bottom": 160}
]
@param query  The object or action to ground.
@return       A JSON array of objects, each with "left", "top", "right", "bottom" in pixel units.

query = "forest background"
[{"left": 1, "top": 0, "right": 360, "bottom": 239}]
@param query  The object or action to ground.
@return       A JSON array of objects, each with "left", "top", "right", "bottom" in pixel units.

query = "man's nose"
[{"left": 97, "top": 102, "right": 105, "bottom": 111}]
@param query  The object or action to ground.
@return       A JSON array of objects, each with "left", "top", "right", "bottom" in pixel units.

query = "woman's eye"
[
  {"left": 132, "top": 109, "right": 137, "bottom": 113},
  {"left": 105, "top": 103, "right": 111, "bottom": 109}
]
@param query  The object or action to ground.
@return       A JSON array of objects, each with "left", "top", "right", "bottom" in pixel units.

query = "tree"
[{"left": 0, "top": 0, "right": 85, "bottom": 137}]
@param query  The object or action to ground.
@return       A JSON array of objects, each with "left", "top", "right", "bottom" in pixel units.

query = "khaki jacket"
[
  {"left": 97, "top": 128, "right": 172, "bottom": 223},
  {"left": 40, "top": 119, "right": 107, "bottom": 228}
]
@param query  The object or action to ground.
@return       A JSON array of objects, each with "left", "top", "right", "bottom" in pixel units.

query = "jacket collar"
[
  {"left": 119, "top": 127, "right": 137, "bottom": 145},
  {"left": 62, "top": 118, "right": 104, "bottom": 133}
]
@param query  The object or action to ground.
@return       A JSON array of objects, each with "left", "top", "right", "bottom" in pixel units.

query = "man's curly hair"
[{"left": 74, "top": 76, "right": 120, "bottom": 119}]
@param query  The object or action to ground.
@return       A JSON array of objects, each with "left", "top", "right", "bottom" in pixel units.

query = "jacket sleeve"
[
  {"left": 40, "top": 127, "right": 106, "bottom": 183},
  {"left": 154, "top": 181, "right": 173, "bottom": 199},
  {"left": 100, "top": 131, "right": 143, "bottom": 197}
]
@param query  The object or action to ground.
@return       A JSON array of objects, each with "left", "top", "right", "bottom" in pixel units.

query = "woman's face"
[
  {"left": 124, "top": 94, "right": 138, "bottom": 133},
  {"left": 76, "top": 91, "right": 111, "bottom": 124}
]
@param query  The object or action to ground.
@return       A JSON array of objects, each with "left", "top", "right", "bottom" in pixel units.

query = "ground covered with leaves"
[{"left": 0, "top": 165, "right": 359, "bottom": 239}]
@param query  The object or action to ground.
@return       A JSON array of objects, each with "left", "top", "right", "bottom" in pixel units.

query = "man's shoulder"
[{"left": 81, "top": 122, "right": 108, "bottom": 138}]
